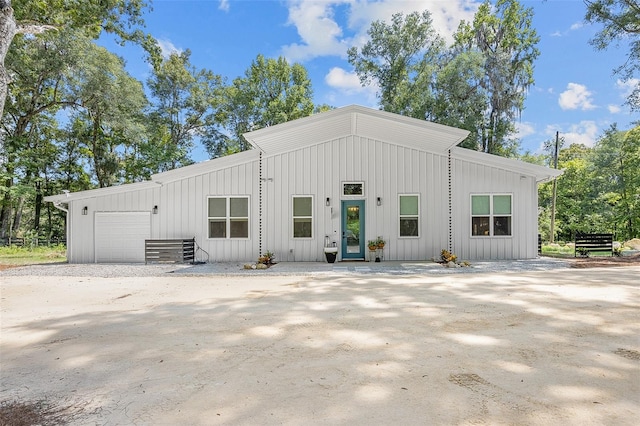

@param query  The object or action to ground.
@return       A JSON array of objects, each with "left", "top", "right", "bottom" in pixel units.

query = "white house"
[{"left": 45, "top": 105, "right": 562, "bottom": 263}]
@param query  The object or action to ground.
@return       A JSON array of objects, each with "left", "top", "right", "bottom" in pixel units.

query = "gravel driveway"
[{"left": 1, "top": 263, "right": 639, "bottom": 425}]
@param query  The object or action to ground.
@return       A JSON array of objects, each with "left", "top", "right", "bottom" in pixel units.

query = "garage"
[{"left": 94, "top": 212, "right": 151, "bottom": 263}]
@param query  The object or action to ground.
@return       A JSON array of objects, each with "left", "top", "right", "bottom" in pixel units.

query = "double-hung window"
[
  {"left": 208, "top": 196, "right": 249, "bottom": 238},
  {"left": 471, "top": 194, "right": 512, "bottom": 236},
  {"left": 293, "top": 196, "right": 313, "bottom": 238},
  {"left": 399, "top": 194, "right": 420, "bottom": 237}
]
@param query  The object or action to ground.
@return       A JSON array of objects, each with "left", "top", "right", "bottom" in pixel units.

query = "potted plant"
[
  {"left": 258, "top": 250, "right": 276, "bottom": 266},
  {"left": 368, "top": 240, "right": 378, "bottom": 251},
  {"left": 375, "top": 237, "right": 385, "bottom": 249}
]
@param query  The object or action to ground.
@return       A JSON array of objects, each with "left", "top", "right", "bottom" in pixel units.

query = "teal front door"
[{"left": 341, "top": 200, "right": 365, "bottom": 259}]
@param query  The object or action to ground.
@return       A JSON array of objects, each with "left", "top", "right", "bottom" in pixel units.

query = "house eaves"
[
  {"left": 450, "top": 147, "right": 563, "bottom": 182},
  {"left": 45, "top": 150, "right": 261, "bottom": 203},
  {"left": 44, "top": 181, "right": 160, "bottom": 203},
  {"left": 243, "top": 105, "right": 470, "bottom": 156},
  {"left": 150, "top": 149, "right": 259, "bottom": 184}
]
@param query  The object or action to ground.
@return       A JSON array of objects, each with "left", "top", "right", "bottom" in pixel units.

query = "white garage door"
[{"left": 95, "top": 212, "right": 151, "bottom": 263}]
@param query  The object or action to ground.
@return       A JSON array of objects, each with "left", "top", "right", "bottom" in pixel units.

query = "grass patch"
[
  {"left": 541, "top": 244, "right": 574, "bottom": 257},
  {"left": 0, "top": 245, "right": 67, "bottom": 266}
]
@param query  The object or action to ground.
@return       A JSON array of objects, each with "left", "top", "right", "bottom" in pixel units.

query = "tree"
[
  {"left": 591, "top": 124, "right": 640, "bottom": 240},
  {"left": 207, "top": 55, "right": 315, "bottom": 157},
  {"left": 585, "top": 0, "right": 640, "bottom": 110},
  {"left": 453, "top": 0, "right": 540, "bottom": 155},
  {"left": 431, "top": 50, "right": 487, "bottom": 150},
  {"left": 347, "top": 10, "right": 445, "bottom": 117},
  {"left": 1, "top": 31, "right": 86, "bottom": 239},
  {"left": 66, "top": 42, "right": 149, "bottom": 187},
  {"left": 550, "top": 143, "right": 596, "bottom": 241},
  {"left": 0, "top": 0, "right": 159, "bottom": 121},
  {"left": 147, "top": 50, "right": 225, "bottom": 170}
]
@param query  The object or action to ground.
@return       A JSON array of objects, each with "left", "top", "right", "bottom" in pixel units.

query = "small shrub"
[
  {"left": 576, "top": 247, "right": 590, "bottom": 257},
  {"left": 258, "top": 250, "right": 275, "bottom": 265},
  {"left": 440, "top": 249, "right": 457, "bottom": 263}
]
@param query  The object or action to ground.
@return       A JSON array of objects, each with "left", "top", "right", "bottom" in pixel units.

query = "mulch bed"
[{"left": 570, "top": 253, "right": 640, "bottom": 268}]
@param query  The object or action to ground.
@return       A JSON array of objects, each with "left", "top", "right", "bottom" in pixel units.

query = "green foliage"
[
  {"left": 206, "top": 55, "right": 315, "bottom": 157},
  {"left": 347, "top": 10, "right": 445, "bottom": 117},
  {"left": 347, "top": 1, "right": 539, "bottom": 156},
  {"left": 453, "top": 0, "right": 539, "bottom": 154},
  {"left": 538, "top": 125, "right": 640, "bottom": 242},
  {"left": 585, "top": 0, "right": 640, "bottom": 110},
  {"left": 147, "top": 49, "right": 225, "bottom": 169}
]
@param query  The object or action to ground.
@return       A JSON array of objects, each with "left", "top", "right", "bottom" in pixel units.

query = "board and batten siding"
[
  {"left": 262, "top": 135, "right": 451, "bottom": 262},
  {"left": 449, "top": 155, "right": 539, "bottom": 260},
  {"left": 156, "top": 159, "right": 261, "bottom": 262},
  {"left": 66, "top": 186, "right": 160, "bottom": 263}
]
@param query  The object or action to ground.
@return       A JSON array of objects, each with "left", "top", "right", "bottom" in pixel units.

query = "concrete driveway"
[{"left": 1, "top": 265, "right": 639, "bottom": 425}]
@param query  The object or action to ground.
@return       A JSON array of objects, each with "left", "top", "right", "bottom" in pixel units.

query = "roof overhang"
[
  {"left": 244, "top": 105, "right": 470, "bottom": 155},
  {"left": 44, "top": 181, "right": 161, "bottom": 203},
  {"left": 450, "top": 147, "right": 563, "bottom": 183}
]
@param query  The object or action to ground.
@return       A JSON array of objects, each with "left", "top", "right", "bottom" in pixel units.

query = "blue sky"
[{"left": 101, "top": 0, "right": 638, "bottom": 161}]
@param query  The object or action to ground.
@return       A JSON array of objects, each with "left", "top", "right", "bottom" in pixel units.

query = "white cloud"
[
  {"left": 558, "top": 83, "right": 596, "bottom": 111},
  {"left": 324, "top": 67, "right": 378, "bottom": 104},
  {"left": 515, "top": 122, "right": 535, "bottom": 139},
  {"left": 281, "top": 1, "right": 350, "bottom": 61},
  {"left": 551, "top": 21, "right": 584, "bottom": 37},
  {"left": 608, "top": 104, "right": 622, "bottom": 114},
  {"left": 548, "top": 121, "right": 599, "bottom": 147},
  {"left": 157, "top": 39, "right": 182, "bottom": 59},
  {"left": 569, "top": 22, "right": 584, "bottom": 31},
  {"left": 281, "top": 0, "right": 479, "bottom": 62},
  {"left": 616, "top": 78, "right": 640, "bottom": 97},
  {"left": 219, "top": 0, "right": 230, "bottom": 12},
  {"left": 325, "top": 67, "right": 361, "bottom": 90}
]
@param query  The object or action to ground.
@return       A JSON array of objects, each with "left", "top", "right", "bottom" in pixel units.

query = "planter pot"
[{"left": 324, "top": 247, "right": 338, "bottom": 263}]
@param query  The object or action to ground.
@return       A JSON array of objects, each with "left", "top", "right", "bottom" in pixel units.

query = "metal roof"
[
  {"left": 450, "top": 147, "right": 564, "bottom": 182},
  {"left": 244, "top": 105, "right": 471, "bottom": 155}
]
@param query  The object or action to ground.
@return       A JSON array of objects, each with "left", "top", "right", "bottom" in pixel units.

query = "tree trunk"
[
  {"left": 0, "top": 1, "right": 16, "bottom": 238},
  {"left": 0, "top": 200, "right": 10, "bottom": 239},
  {"left": 11, "top": 195, "right": 23, "bottom": 234},
  {"left": 0, "top": 0, "right": 17, "bottom": 121},
  {"left": 34, "top": 180, "right": 42, "bottom": 232}
]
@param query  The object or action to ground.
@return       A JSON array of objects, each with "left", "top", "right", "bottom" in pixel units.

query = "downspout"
[{"left": 448, "top": 149, "right": 453, "bottom": 254}]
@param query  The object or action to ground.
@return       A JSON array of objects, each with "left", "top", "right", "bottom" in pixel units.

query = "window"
[
  {"left": 293, "top": 196, "right": 313, "bottom": 238},
  {"left": 399, "top": 194, "right": 419, "bottom": 237},
  {"left": 343, "top": 182, "right": 364, "bottom": 196},
  {"left": 471, "top": 194, "right": 512, "bottom": 236},
  {"left": 208, "top": 197, "right": 249, "bottom": 238}
]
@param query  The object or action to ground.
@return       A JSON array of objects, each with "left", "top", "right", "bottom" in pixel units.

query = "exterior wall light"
[
  {"left": 326, "top": 197, "right": 330, "bottom": 206},
  {"left": 153, "top": 205, "right": 158, "bottom": 214},
  {"left": 377, "top": 197, "right": 382, "bottom": 206},
  {"left": 82, "top": 206, "right": 88, "bottom": 215}
]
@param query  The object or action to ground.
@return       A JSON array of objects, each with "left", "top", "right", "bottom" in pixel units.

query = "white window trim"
[
  {"left": 398, "top": 193, "right": 420, "bottom": 238},
  {"left": 470, "top": 193, "right": 513, "bottom": 238},
  {"left": 342, "top": 181, "right": 365, "bottom": 197},
  {"left": 292, "top": 195, "right": 314, "bottom": 239},
  {"left": 207, "top": 196, "right": 250, "bottom": 239}
]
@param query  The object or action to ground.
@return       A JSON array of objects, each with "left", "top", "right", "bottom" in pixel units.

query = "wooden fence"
[
  {"left": 1, "top": 237, "right": 66, "bottom": 247},
  {"left": 574, "top": 233, "right": 613, "bottom": 257}
]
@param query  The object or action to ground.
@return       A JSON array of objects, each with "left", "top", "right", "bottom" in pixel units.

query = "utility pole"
[{"left": 550, "top": 131, "right": 559, "bottom": 243}]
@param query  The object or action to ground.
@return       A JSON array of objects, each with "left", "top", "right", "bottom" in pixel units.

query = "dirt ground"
[{"left": 1, "top": 266, "right": 639, "bottom": 425}]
